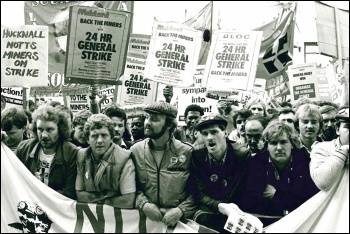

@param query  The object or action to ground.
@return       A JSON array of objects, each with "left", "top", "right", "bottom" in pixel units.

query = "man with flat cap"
[
  {"left": 189, "top": 113, "right": 251, "bottom": 232},
  {"left": 130, "top": 101, "right": 196, "bottom": 226},
  {"left": 310, "top": 106, "right": 349, "bottom": 191}
]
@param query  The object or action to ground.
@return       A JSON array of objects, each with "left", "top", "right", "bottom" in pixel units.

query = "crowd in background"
[{"left": 1, "top": 85, "right": 349, "bottom": 232}]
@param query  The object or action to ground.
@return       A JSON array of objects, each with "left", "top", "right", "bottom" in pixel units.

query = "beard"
[
  {"left": 145, "top": 124, "right": 168, "bottom": 140},
  {"left": 323, "top": 127, "right": 336, "bottom": 140}
]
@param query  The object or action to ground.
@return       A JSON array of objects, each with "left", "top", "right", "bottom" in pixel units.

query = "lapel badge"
[
  {"left": 210, "top": 174, "right": 218, "bottom": 182},
  {"left": 170, "top": 157, "right": 178, "bottom": 164},
  {"left": 178, "top": 155, "right": 186, "bottom": 163}
]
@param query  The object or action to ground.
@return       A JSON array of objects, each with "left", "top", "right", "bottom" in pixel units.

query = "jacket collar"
[{"left": 28, "top": 140, "right": 64, "bottom": 164}]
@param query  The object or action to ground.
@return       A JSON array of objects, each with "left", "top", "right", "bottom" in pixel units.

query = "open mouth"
[{"left": 208, "top": 142, "right": 216, "bottom": 148}]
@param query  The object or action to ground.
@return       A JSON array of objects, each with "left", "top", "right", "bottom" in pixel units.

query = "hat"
[
  {"left": 195, "top": 113, "right": 228, "bottom": 131},
  {"left": 144, "top": 101, "right": 177, "bottom": 118},
  {"left": 335, "top": 106, "right": 349, "bottom": 122}
]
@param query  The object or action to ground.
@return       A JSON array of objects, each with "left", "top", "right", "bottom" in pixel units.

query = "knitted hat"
[
  {"left": 195, "top": 113, "right": 228, "bottom": 131},
  {"left": 335, "top": 106, "right": 349, "bottom": 122},
  {"left": 144, "top": 101, "right": 177, "bottom": 118}
]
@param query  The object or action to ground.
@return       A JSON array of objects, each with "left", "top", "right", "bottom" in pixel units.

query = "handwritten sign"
[{"left": 1, "top": 25, "right": 48, "bottom": 87}]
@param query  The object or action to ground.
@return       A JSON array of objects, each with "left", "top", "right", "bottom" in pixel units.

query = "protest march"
[{"left": 1, "top": 1, "right": 349, "bottom": 233}]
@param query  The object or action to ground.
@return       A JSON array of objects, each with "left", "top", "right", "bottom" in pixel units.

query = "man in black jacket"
[{"left": 190, "top": 113, "right": 251, "bottom": 232}]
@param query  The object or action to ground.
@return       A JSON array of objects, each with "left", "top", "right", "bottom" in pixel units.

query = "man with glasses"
[
  {"left": 190, "top": 113, "right": 251, "bottom": 232},
  {"left": 319, "top": 105, "right": 338, "bottom": 141},
  {"left": 174, "top": 104, "right": 204, "bottom": 144},
  {"left": 278, "top": 108, "right": 297, "bottom": 132}
]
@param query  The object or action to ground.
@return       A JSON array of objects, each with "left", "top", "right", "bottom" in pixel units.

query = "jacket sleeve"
[
  {"left": 240, "top": 160, "right": 267, "bottom": 214},
  {"left": 310, "top": 143, "right": 347, "bottom": 191},
  {"left": 177, "top": 179, "right": 197, "bottom": 218},
  {"left": 62, "top": 146, "right": 78, "bottom": 200}
]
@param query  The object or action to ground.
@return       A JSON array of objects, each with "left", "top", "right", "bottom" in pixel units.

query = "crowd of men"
[{"left": 1, "top": 89, "right": 349, "bottom": 232}]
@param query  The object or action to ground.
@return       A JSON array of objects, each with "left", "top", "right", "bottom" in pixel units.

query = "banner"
[
  {"left": 66, "top": 93, "right": 90, "bottom": 114},
  {"left": 65, "top": 6, "right": 131, "bottom": 85},
  {"left": 253, "top": 6, "right": 296, "bottom": 98},
  {"left": 144, "top": 21, "right": 202, "bottom": 87},
  {"left": 183, "top": 2, "right": 212, "bottom": 65},
  {"left": 202, "top": 31, "right": 262, "bottom": 92},
  {"left": 1, "top": 87, "right": 27, "bottom": 109},
  {"left": 264, "top": 167, "right": 349, "bottom": 233},
  {"left": 24, "top": 1, "right": 133, "bottom": 94},
  {"left": 1, "top": 25, "right": 48, "bottom": 87},
  {"left": 1, "top": 142, "right": 217, "bottom": 233},
  {"left": 255, "top": 8, "right": 296, "bottom": 81}
]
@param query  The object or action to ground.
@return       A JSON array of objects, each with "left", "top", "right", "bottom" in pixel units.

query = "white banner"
[
  {"left": 1, "top": 142, "right": 217, "bottom": 233},
  {"left": 144, "top": 21, "right": 202, "bottom": 87},
  {"left": 1, "top": 25, "right": 48, "bottom": 87}
]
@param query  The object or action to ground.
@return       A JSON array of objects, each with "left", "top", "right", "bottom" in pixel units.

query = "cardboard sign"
[
  {"left": 65, "top": 6, "right": 131, "bottom": 85},
  {"left": 202, "top": 31, "right": 262, "bottom": 92},
  {"left": 1, "top": 25, "right": 48, "bottom": 87},
  {"left": 66, "top": 94, "right": 90, "bottom": 113},
  {"left": 288, "top": 63, "right": 318, "bottom": 102},
  {"left": 144, "top": 20, "right": 202, "bottom": 87},
  {"left": 117, "top": 57, "right": 157, "bottom": 106}
]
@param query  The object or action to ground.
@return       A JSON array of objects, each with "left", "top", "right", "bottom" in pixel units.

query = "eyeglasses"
[
  {"left": 323, "top": 119, "right": 336, "bottom": 124},
  {"left": 236, "top": 119, "right": 246, "bottom": 125},
  {"left": 250, "top": 107, "right": 263, "bottom": 111}
]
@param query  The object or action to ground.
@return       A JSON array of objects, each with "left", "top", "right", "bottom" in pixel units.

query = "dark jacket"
[
  {"left": 190, "top": 140, "right": 251, "bottom": 213},
  {"left": 241, "top": 148, "right": 320, "bottom": 216},
  {"left": 15, "top": 138, "right": 79, "bottom": 200}
]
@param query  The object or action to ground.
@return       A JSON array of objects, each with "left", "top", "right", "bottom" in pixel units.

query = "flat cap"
[
  {"left": 335, "top": 106, "right": 349, "bottom": 122},
  {"left": 144, "top": 101, "right": 177, "bottom": 118},
  {"left": 195, "top": 113, "right": 228, "bottom": 131}
]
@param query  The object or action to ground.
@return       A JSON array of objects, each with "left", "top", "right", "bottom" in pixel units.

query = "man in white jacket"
[{"left": 310, "top": 106, "right": 349, "bottom": 191}]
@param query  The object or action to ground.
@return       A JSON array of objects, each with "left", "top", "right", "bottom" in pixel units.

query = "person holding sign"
[
  {"left": 190, "top": 113, "right": 251, "bottom": 232},
  {"left": 75, "top": 114, "right": 136, "bottom": 208},
  {"left": 131, "top": 101, "right": 195, "bottom": 226}
]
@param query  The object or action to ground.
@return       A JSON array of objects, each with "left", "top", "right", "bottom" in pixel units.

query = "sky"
[{"left": 1, "top": 1, "right": 348, "bottom": 32}]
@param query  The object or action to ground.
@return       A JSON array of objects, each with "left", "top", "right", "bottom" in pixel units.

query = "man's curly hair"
[{"left": 31, "top": 104, "right": 71, "bottom": 141}]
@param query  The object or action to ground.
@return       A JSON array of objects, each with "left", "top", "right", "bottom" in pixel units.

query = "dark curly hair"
[
  {"left": 184, "top": 104, "right": 204, "bottom": 117},
  {"left": 31, "top": 104, "right": 71, "bottom": 141}
]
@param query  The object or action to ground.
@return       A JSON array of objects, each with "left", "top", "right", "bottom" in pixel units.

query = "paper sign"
[
  {"left": 202, "top": 31, "right": 262, "bottom": 92},
  {"left": 288, "top": 63, "right": 318, "bottom": 102},
  {"left": 65, "top": 6, "right": 131, "bottom": 85},
  {"left": 224, "top": 211, "right": 263, "bottom": 233},
  {"left": 1, "top": 25, "right": 48, "bottom": 87},
  {"left": 144, "top": 20, "right": 202, "bottom": 87}
]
